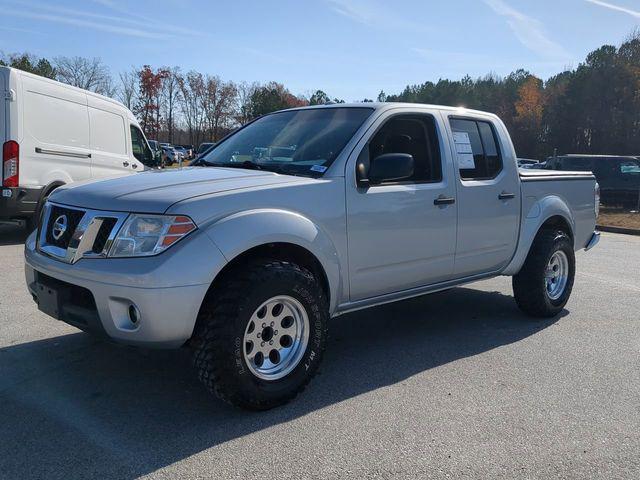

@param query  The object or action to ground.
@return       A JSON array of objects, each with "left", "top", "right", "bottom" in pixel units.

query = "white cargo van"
[{"left": 1, "top": 67, "right": 154, "bottom": 227}]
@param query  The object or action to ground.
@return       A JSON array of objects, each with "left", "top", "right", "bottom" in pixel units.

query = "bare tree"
[
  {"left": 236, "top": 81, "right": 259, "bottom": 125},
  {"left": 161, "top": 66, "right": 182, "bottom": 143},
  {"left": 201, "top": 75, "right": 238, "bottom": 142},
  {"left": 54, "top": 56, "right": 113, "bottom": 95},
  {"left": 178, "top": 71, "right": 207, "bottom": 146},
  {"left": 118, "top": 67, "right": 138, "bottom": 109}
]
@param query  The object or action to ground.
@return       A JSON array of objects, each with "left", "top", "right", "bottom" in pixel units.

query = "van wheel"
[
  {"left": 512, "top": 229, "right": 575, "bottom": 318},
  {"left": 192, "top": 259, "right": 328, "bottom": 410}
]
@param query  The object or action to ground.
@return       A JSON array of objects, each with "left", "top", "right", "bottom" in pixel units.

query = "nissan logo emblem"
[{"left": 51, "top": 215, "right": 68, "bottom": 241}]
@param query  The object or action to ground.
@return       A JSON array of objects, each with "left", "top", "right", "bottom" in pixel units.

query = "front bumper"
[
  {"left": 1, "top": 186, "right": 41, "bottom": 221},
  {"left": 24, "top": 229, "right": 227, "bottom": 348}
]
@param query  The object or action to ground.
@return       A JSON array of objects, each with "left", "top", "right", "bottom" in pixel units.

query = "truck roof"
[{"left": 283, "top": 102, "right": 500, "bottom": 118}]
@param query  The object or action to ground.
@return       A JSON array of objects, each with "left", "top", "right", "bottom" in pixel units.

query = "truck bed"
[{"left": 519, "top": 168, "right": 596, "bottom": 253}]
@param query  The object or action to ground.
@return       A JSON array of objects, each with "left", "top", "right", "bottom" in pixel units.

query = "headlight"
[{"left": 109, "top": 214, "right": 196, "bottom": 257}]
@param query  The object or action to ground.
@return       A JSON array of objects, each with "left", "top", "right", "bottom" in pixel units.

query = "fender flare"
[
  {"left": 203, "top": 208, "right": 343, "bottom": 313},
  {"left": 502, "top": 195, "right": 574, "bottom": 276}
]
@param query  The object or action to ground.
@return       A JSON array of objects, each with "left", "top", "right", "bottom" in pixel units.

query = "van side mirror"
[{"left": 363, "top": 153, "right": 413, "bottom": 185}]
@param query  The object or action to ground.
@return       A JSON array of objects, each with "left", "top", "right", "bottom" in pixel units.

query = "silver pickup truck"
[{"left": 24, "top": 103, "right": 600, "bottom": 410}]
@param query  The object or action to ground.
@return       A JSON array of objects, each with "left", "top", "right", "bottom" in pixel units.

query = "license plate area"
[{"left": 34, "top": 282, "right": 61, "bottom": 319}]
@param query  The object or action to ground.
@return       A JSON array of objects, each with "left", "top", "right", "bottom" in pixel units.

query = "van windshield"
[{"left": 201, "top": 107, "right": 374, "bottom": 177}]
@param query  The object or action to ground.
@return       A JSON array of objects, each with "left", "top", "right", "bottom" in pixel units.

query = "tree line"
[{"left": 3, "top": 31, "right": 640, "bottom": 158}]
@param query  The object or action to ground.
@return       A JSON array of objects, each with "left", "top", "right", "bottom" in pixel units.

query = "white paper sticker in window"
[
  {"left": 458, "top": 153, "right": 475, "bottom": 169},
  {"left": 453, "top": 132, "right": 470, "bottom": 144},
  {"left": 456, "top": 142, "right": 473, "bottom": 154},
  {"left": 453, "top": 131, "right": 474, "bottom": 168}
]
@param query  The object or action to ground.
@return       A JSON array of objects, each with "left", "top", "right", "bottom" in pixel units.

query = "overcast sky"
[{"left": 1, "top": 0, "right": 639, "bottom": 100}]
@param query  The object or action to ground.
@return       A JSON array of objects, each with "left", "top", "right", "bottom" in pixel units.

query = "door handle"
[
  {"left": 498, "top": 192, "right": 516, "bottom": 200},
  {"left": 123, "top": 161, "right": 130, "bottom": 167},
  {"left": 434, "top": 196, "right": 456, "bottom": 206}
]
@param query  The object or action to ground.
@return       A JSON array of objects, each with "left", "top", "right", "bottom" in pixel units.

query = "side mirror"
[{"left": 364, "top": 153, "right": 414, "bottom": 185}]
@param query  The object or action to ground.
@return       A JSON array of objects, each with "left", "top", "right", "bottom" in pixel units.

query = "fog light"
[{"left": 128, "top": 304, "right": 141, "bottom": 324}]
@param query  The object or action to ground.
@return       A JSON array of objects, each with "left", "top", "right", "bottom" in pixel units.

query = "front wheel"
[
  {"left": 513, "top": 229, "right": 575, "bottom": 318},
  {"left": 192, "top": 259, "right": 328, "bottom": 410}
]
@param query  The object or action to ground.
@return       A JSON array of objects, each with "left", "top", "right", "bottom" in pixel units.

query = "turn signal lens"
[{"left": 108, "top": 214, "right": 197, "bottom": 257}]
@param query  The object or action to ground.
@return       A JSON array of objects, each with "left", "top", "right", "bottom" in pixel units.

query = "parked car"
[
  {"left": 1, "top": 66, "right": 153, "bottom": 229},
  {"left": 177, "top": 144, "right": 195, "bottom": 159},
  {"left": 25, "top": 103, "right": 599, "bottom": 410},
  {"left": 546, "top": 154, "right": 640, "bottom": 207},
  {"left": 196, "top": 142, "right": 215, "bottom": 158},
  {"left": 173, "top": 145, "right": 188, "bottom": 160},
  {"left": 160, "top": 145, "right": 182, "bottom": 165}
]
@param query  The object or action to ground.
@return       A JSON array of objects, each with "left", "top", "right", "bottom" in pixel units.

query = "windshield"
[{"left": 201, "top": 107, "right": 373, "bottom": 177}]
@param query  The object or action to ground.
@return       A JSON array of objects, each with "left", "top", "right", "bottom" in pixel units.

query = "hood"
[{"left": 50, "top": 167, "right": 306, "bottom": 213}]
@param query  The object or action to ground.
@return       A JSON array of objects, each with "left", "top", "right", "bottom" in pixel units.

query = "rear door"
[{"left": 443, "top": 114, "right": 521, "bottom": 277}]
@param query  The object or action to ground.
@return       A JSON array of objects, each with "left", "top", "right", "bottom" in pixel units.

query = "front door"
[
  {"left": 346, "top": 111, "right": 458, "bottom": 301},
  {"left": 444, "top": 115, "right": 521, "bottom": 277}
]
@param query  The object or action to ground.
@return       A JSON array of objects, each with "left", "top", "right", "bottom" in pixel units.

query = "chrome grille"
[
  {"left": 44, "top": 206, "right": 86, "bottom": 249},
  {"left": 37, "top": 202, "right": 129, "bottom": 263}
]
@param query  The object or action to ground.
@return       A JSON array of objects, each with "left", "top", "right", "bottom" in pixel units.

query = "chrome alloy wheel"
[
  {"left": 242, "top": 295, "right": 310, "bottom": 381},
  {"left": 545, "top": 250, "right": 569, "bottom": 300}
]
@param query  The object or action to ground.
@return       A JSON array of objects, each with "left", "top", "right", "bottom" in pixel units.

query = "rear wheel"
[
  {"left": 192, "top": 259, "right": 328, "bottom": 410},
  {"left": 513, "top": 229, "right": 575, "bottom": 318}
]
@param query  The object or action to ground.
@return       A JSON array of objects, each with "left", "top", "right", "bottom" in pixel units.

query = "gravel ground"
[{"left": 0, "top": 225, "right": 639, "bottom": 479}]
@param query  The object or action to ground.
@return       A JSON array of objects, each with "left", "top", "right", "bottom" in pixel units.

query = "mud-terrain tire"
[
  {"left": 192, "top": 259, "right": 328, "bottom": 410},
  {"left": 513, "top": 229, "right": 575, "bottom": 318}
]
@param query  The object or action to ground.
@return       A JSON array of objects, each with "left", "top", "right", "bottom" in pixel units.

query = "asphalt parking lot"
[{"left": 1, "top": 225, "right": 639, "bottom": 479}]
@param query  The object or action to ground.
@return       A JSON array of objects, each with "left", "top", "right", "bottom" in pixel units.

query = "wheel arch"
[
  {"left": 200, "top": 208, "right": 343, "bottom": 314},
  {"left": 502, "top": 195, "right": 575, "bottom": 276},
  {"left": 30, "top": 180, "right": 66, "bottom": 224}
]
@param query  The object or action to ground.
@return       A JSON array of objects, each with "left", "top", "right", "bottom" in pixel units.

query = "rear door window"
[{"left": 449, "top": 118, "right": 502, "bottom": 180}]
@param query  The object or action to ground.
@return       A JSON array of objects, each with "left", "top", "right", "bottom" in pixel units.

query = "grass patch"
[{"left": 598, "top": 207, "right": 640, "bottom": 230}]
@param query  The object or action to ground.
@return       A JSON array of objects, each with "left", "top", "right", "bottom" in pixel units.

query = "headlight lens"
[{"left": 109, "top": 214, "right": 196, "bottom": 257}]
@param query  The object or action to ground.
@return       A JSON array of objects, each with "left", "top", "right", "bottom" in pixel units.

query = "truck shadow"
[{"left": 0, "top": 287, "right": 562, "bottom": 479}]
